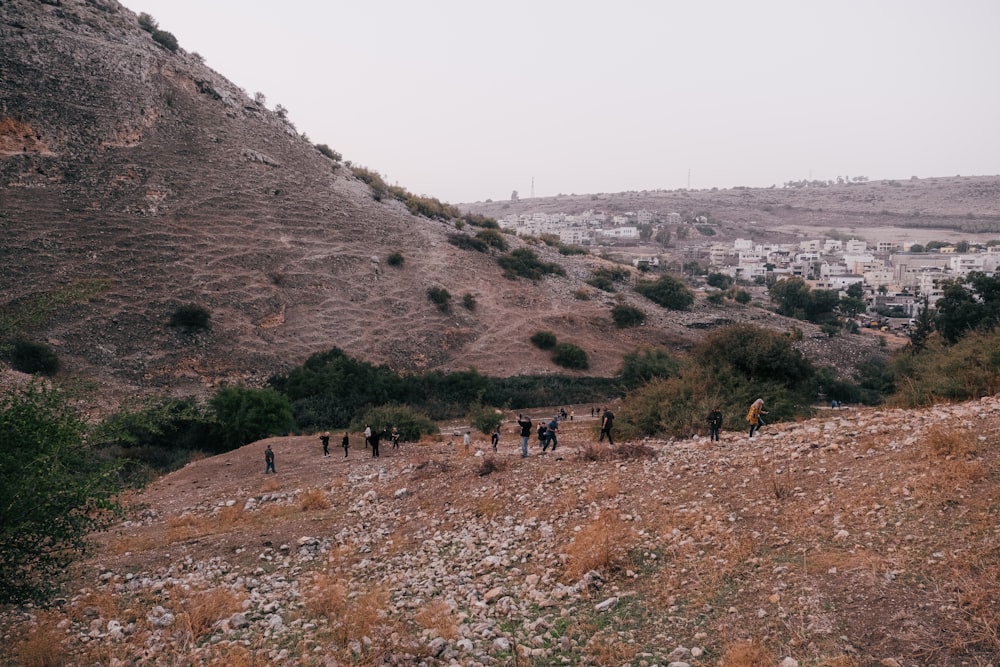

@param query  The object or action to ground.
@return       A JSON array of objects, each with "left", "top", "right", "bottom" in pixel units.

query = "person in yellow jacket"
[{"left": 746, "top": 398, "right": 768, "bottom": 438}]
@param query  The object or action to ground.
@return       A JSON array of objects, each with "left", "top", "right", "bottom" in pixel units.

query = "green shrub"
[
  {"left": 169, "top": 304, "right": 211, "bottom": 331},
  {"left": 448, "top": 234, "right": 488, "bottom": 253},
  {"left": 463, "top": 213, "right": 499, "bottom": 228},
  {"left": 349, "top": 404, "right": 438, "bottom": 443},
  {"left": 558, "top": 245, "right": 588, "bottom": 256},
  {"left": 427, "top": 286, "right": 451, "bottom": 312},
  {"left": 530, "top": 330, "right": 557, "bottom": 350},
  {"left": 618, "top": 346, "right": 680, "bottom": 390},
  {"left": 462, "top": 293, "right": 477, "bottom": 311},
  {"left": 475, "top": 228, "right": 508, "bottom": 251},
  {"left": 706, "top": 292, "right": 725, "bottom": 305},
  {"left": 210, "top": 385, "right": 294, "bottom": 450},
  {"left": 352, "top": 166, "right": 388, "bottom": 200},
  {"left": 151, "top": 29, "right": 178, "bottom": 52},
  {"left": 387, "top": 251, "right": 404, "bottom": 267},
  {"left": 315, "top": 143, "right": 342, "bottom": 161},
  {"left": 734, "top": 289, "right": 752, "bottom": 305},
  {"left": 468, "top": 400, "right": 504, "bottom": 435},
  {"left": 552, "top": 342, "right": 589, "bottom": 370},
  {"left": 889, "top": 330, "right": 1000, "bottom": 407},
  {"left": 7, "top": 340, "right": 59, "bottom": 375},
  {"left": 137, "top": 12, "right": 157, "bottom": 32},
  {"left": 611, "top": 304, "right": 646, "bottom": 328},
  {"left": 497, "top": 248, "right": 565, "bottom": 280},
  {"left": 1, "top": 384, "right": 122, "bottom": 603},
  {"left": 706, "top": 272, "right": 733, "bottom": 289},
  {"left": 635, "top": 274, "right": 694, "bottom": 310},
  {"left": 587, "top": 266, "right": 631, "bottom": 292}
]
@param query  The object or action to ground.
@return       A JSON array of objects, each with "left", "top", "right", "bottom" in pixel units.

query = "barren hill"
[
  {"left": 0, "top": 0, "right": 992, "bottom": 409},
  {"left": 4, "top": 399, "right": 999, "bottom": 665}
]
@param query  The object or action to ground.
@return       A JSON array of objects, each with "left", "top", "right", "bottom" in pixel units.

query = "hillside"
[
  {"left": 4, "top": 398, "right": 999, "bottom": 665},
  {"left": 1, "top": 0, "right": 993, "bottom": 410}
]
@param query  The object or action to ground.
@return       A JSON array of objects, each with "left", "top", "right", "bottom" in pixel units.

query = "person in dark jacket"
[
  {"left": 264, "top": 445, "right": 276, "bottom": 474},
  {"left": 707, "top": 407, "right": 722, "bottom": 442},
  {"left": 517, "top": 414, "right": 532, "bottom": 458},
  {"left": 599, "top": 408, "right": 615, "bottom": 446},
  {"left": 342, "top": 432, "right": 349, "bottom": 458}
]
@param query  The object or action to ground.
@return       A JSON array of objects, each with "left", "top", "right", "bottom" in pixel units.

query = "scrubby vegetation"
[
  {"left": 6, "top": 339, "right": 59, "bottom": 375},
  {"left": 497, "top": 248, "right": 565, "bottom": 280},
  {"left": 551, "top": 342, "right": 589, "bottom": 370},
  {"left": 386, "top": 251, "right": 404, "bottom": 267},
  {"left": 635, "top": 274, "right": 694, "bottom": 310},
  {"left": 587, "top": 266, "right": 631, "bottom": 292},
  {"left": 427, "top": 286, "right": 452, "bottom": 312},
  {"left": 168, "top": 303, "right": 211, "bottom": 331},
  {"left": 610, "top": 304, "right": 646, "bottom": 328},
  {"left": 447, "top": 233, "right": 489, "bottom": 253},
  {"left": 530, "top": 330, "right": 557, "bottom": 350}
]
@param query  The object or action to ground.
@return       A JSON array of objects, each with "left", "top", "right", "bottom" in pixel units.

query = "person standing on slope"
[
  {"left": 746, "top": 398, "right": 768, "bottom": 438},
  {"left": 707, "top": 407, "right": 722, "bottom": 442},
  {"left": 516, "top": 414, "right": 532, "bottom": 458},
  {"left": 599, "top": 408, "right": 615, "bottom": 446}
]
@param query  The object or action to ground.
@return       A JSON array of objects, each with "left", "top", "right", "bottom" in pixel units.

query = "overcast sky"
[{"left": 124, "top": 1, "right": 1000, "bottom": 204}]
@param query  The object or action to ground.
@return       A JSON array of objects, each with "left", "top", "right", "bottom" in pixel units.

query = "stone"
[{"left": 594, "top": 596, "right": 618, "bottom": 612}]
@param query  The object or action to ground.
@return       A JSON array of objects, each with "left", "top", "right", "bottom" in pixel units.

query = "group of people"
[
  {"left": 705, "top": 398, "right": 770, "bottom": 441},
  {"left": 267, "top": 399, "right": 773, "bottom": 473}
]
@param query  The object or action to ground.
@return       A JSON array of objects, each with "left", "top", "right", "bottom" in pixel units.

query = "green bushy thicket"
[
  {"left": 497, "top": 248, "right": 565, "bottom": 280},
  {"left": 635, "top": 274, "right": 694, "bottom": 310},
  {"left": 551, "top": 342, "right": 589, "bottom": 370},
  {"left": 530, "top": 331, "right": 557, "bottom": 350},
  {"left": 587, "top": 266, "right": 630, "bottom": 292},
  {"left": 616, "top": 325, "right": 817, "bottom": 439},
  {"left": 6, "top": 339, "right": 59, "bottom": 375},
  {"left": 611, "top": 304, "right": 646, "bottom": 328},
  {"left": 889, "top": 330, "right": 1000, "bottom": 407},
  {"left": 619, "top": 347, "right": 680, "bottom": 390}
]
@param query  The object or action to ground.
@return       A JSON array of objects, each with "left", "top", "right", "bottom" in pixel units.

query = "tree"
[
  {"left": 769, "top": 277, "right": 812, "bottom": 319},
  {"left": 706, "top": 272, "right": 733, "bottom": 290},
  {"left": 618, "top": 347, "right": 679, "bottom": 389},
  {"left": 846, "top": 283, "right": 864, "bottom": 299},
  {"left": 210, "top": 385, "right": 294, "bottom": 449},
  {"left": 1, "top": 384, "right": 122, "bottom": 602},
  {"left": 635, "top": 274, "right": 694, "bottom": 311},
  {"left": 934, "top": 272, "right": 1000, "bottom": 344},
  {"left": 908, "top": 296, "right": 935, "bottom": 352},
  {"left": 468, "top": 401, "right": 504, "bottom": 435},
  {"left": 610, "top": 304, "right": 646, "bottom": 328}
]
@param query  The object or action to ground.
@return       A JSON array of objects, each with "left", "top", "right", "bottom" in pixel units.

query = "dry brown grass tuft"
[
  {"left": 299, "top": 488, "right": 331, "bottom": 511},
  {"left": 924, "top": 424, "right": 977, "bottom": 459},
  {"left": 578, "top": 442, "right": 656, "bottom": 462},
  {"left": 582, "top": 475, "right": 621, "bottom": 504},
  {"left": 13, "top": 618, "right": 69, "bottom": 667},
  {"left": 260, "top": 477, "right": 282, "bottom": 493},
  {"left": 563, "top": 512, "right": 637, "bottom": 582},
  {"left": 718, "top": 639, "right": 774, "bottom": 667},
  {"left": 414, "top": 598, "right": 459, "bottom": 640},
  {"left": 305, "top": 575, "right": 392, "bottom": 648},
  {"left": 173, "top": 586, "right": 245, "bottom": 646}
]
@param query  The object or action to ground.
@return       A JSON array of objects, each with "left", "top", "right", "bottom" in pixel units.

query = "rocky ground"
[{"left": 3, "top": 399, "right": 999, "bottom": 667}]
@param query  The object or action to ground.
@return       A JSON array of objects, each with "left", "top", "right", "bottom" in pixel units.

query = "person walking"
[
  {"left": 370, "top": 428, "right": 382, "bottom": 458},
  {"left": 342, "top": 431, "right": 350, "bottom": 458},
  {"left": 536, "top": 422, "right": 547, "bottom": 451},
  {"left": 391, "top": 426, "right": 401, "bottom": 449},
  {"left": 320, "top": 432, "right": 330, "bottom": 457},
  {"left": 516, "top": 414, "right": 532, "bottom": 458},
  {"left": 543, "top": 415, "right": 559, "bottom": 453},
  {"left": 490, "top": 428, "right": 499, "bottom": 452},
  {"left": 599, "top": 408, "right": 615, "bottom": 446},
  {"left": 264, "top": 445, "right": 276, "bottom": 474},
  {"left": 746, "top": 398, "right": 768, "bottom": 438},
  {"left": 363, "top": 424, "right": 372, "bottom": 450},
  {"left": 463, "top": 431, "right": 471, "bottom": 452},
  {"left": 707, "top": 407, "right": 722, "bottom": 442}
]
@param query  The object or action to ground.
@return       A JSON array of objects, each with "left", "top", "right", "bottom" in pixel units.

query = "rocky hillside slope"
[
  {"left": 0, "top": 0, "right": 982, "bottom": 409},
  {"left": 4, "top": 398, "right": 999, "bottom": 666}
]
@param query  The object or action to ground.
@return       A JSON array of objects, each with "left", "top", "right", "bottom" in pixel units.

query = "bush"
[
  {"left": 635, "top": 274, "right": 694, "bottom": 310},
  {"left": 552, "top": 342, "right": 589, "bottom": 370},
  {"left": 315, "top": 144, "right": 342, "bottom": 161},
  {"left": 169, "top": 304, "right": 211, "bottom": 331},
  {"left": 474, "top": 229, "right": 508, "bottom": 251},
  {"left": 1, "top": 384, "right": 122, "bottom": 602},
  {"left": 889, "top": 330, "right": 1000, "bottom": 407},
  {"left": 387, "top": 252, "right": 404, "bottom": 267},
  {"left": 137, "top": 12, "right": 157, "bottom": 32},
  {"left": 734, "top": 289, "right": 752, "bottom": 305},
  {"left": 618, "top": 346, "right": 680, "bottom": 390},
  {"left": 558, "top": 245, "right": 588, "bottom": 256},
  {"left": 587, "top": 266, "right": 631, "bottom": 292},
  {"left": 448, "top": 234, "right": 488, "bottom": 253},
  {"left": 530, "top": 331, "right": 557, "bottom": 350},
  {"left": 706, "top": 272, "right": 733, "bottom": 289},
  {"left": 497, "top": 248, "right": 565, "bottom": 280},
  {"left": 611, "top": 304, "right": 646, "bottom": 328},
  {"left": 462, "top": 293, "right": 477, "bottom": 311},
  {"left": 349, "top": 404, "right": 438, "bottom": 443},
  {"left": 7, "top": 340, "right": 59, "bottom": 375},
  {"left": 427, "top": 287, "right": 451, "bottom": 312},
  {"left": 151, "top": 29, "right": 179, "bottom": 52},
  {"left": 706, "top": 292, "right": 725, "bottom": 305},
  {"left": 468, "top": 400, "right": 504, "bottom": 435},
  {"left": 210, "top": 385, "right": 294, "bottom": 450}
]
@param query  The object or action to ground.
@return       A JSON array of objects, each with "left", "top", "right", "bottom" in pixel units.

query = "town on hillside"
[{"left": 500, "top": 208, "right": 1000, "bottom": 330}]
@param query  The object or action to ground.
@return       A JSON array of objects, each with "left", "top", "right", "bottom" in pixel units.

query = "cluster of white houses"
[
  {"left": 498, "top": 210, "right": 1000, "bottom": 317},
  {"left": 711, "top": 238, "right": 1000, "bottom": 315}
]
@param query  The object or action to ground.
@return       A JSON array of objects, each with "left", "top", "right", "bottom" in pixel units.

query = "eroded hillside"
[{"left": 4, "top": 398, "right": 999, "bottom": 665}]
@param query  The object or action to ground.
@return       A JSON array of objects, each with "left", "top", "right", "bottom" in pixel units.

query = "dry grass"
[
  {"left": 563, "top": 512, "right": 637, "bottom": 582},
  {"left": 582, "top": 475, "right": 621, "bottom": 504},
  {"left": 304, "top": 575, "right": 392, "bottom": 648},
  {"left": 172, "top": 585, "right": 245, "bottom": 647},
  {"left": 299, "top": 488, "right": 331, "bottom": 511},
  {"left": 13, "top": 618, "right": 69, "bottom": 667},
  {"left": 414, "top": 598, "right": 459, "bottom": 640},
  {"left": 476, "top": 455, "right": 506, "bottom": 476},
  {"left": 923, "top": 424, "right": 977, "bottom": 459},
  {"left": 718, "top": 639, "right": 774, "bottom": 667},
  {"left": 577, "top": 442, "right": 656, "bottom": 462}
]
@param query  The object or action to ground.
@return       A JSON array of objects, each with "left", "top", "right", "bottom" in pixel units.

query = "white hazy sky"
[{"left": 124, "top": 0, "right": 1000, "bottom": 204}]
